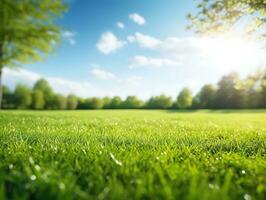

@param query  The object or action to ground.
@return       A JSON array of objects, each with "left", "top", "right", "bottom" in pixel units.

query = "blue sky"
[{"left": 4, "top": 0, "right": 266, "bottom": 99}]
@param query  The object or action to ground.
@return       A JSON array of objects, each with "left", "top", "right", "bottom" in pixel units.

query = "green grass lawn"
[{"left": 0, "top": 110, "right": 265, "bottom": 200}]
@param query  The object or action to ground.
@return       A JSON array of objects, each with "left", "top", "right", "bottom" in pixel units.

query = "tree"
[
  {"left": 191, "top": 93, "right": 201, "bottom": 109},
  {"left": 91, "top": 98, "right": 104, "bottom": 109},
  {"left": 0, "top": 0, "right": 67, "bottom": 108},
  {"left": 51, "top": 94, "right": 67, "bottom": 110},
  {"left": 1, "top": 85, "right": 15, "bottom": 109},
  {"left": 109, "top": 96, "right": 122, "bottom": 109},
  {"left": 245, "top": 70, "right": 264, "bottom": 108},
  {"left": 77, "top": 97, "right": 104, "bottom": 110},
  {"left": 77, "top": 98, "right": 87, "bottom": 109},
  {"left": 215, "top": 73, "right": 246, "bottom": 108},
  {"left": 122, "top": 96, "right": 144, "bottom": 109},
  {"left": 260, "top": 71, "right": 266, "bottom": 108},
  {"left": 199, "top": 84, "right": 217, "bottom": 108},
  {"left": 33, "top": 79, "right": 53, "bottom": 109},
  {"left": 102, "top": 97, "right": 112, "bottom": 109},
  {"left": 67, "top": 94, "right": 78, "bottom": 110},
  {"left": 188, "top": 0, "right": 266, "bottom": 38},
  {"left": 32, "top": 90, "right": 45, "bottom": 109},
  {"left": 177, "top": 88, "right": 193, "bottom": 109},
  {"left": 14, "top": 84, "right": 32, "bottom": 109},
  {"left": 145, "top": 94, "right": 173, "bottom": 109}
]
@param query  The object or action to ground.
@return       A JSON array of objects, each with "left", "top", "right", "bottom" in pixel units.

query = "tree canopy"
[
  {"left": 2, "top": 70, "right": 266, "bottom": 110},
  {"left": 177, "top": 88, "right": 193, "bottom": 109},
  {"left": 199, "top": 84, "right": 217, "bottom": 108},
  {"left": 0, "top": 0, "right": 67, "bottom": 67},
  {"left": 188, "top": 0, "right": 266, "bottom": 38},
  {"left": 14, "top": 84, "right": 32, "bottom": 109},
  {"left": 145, "top": 95, "right": 173, "bottom": 109},
  {"left": 0, "top": 0, "right": 67, "bottom": 108}
]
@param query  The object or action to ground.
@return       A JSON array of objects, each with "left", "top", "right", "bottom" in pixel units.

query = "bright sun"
[{"left": 201, "top": 33, "right": 262, "bottom": 73}]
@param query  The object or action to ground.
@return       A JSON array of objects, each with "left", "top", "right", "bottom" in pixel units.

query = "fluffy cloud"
[
  {"left": 127, "top": 32, "right": 204, "bottom": 55},
  {"left": 129, "top": 55, "right": 180, "bottom": 69},
  {"left": 116, "top": 22, "right": 125, "bottom": 29},
  {"left": 2, "top": 68, "right": 149, "bottom": 99},
  {"left": 129, "top": 13, "right": 146, "bottom": 25},
  {"left": 127, "top": 32, "right": 212, "bottom": 54},
  {"left": 62, "top": 31, "right": 76, "bottom": 45},
  {"left": 90, "top": 68, "right": 116, "bottom": 80},
  {"left": 2, "top": 68, "right": 112, "bottom": 97},
  {"left": 96, "top": 32, "right": 126, "bottom": 54},
  {"left": 127, "top": 32, "right": 160, "bottom": 49},
  {"left": 127, "top": 32, "right": 265, "bottom": 73}
]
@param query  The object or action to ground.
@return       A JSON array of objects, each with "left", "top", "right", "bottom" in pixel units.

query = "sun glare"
[{"left": 201, "top": 33, "right": 262, "bottom": 73}]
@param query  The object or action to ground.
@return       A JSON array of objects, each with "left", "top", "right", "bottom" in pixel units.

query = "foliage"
[
  {"left": 0, "top": 0, "right": 67, "bottom": 109},
  {"left": 0, "top": 110, "right": 265, "bottom": 199},
  {"left": 3, "top": 70, "right": 266, "bottom": 110},
  {"left": 52, "top": 94, "right": 67, "bottom": 110},
  {"left": 33, "top": 79, "right": 53, "bottom": 109},
  {"left": 145, "top": 94, "right": 173, "bottom": 109},
  {"left": 177, "top": 88, "right": 193, "bottom": 109},
  {"left": 188, "top": 0, "right": 266, "bottom": 38},
  {"left": 32, "top": 90, "right": 45, "bottom": 110},
  {"left": 191, "top": 93, "right": 201, "bottom": 109},
  {"left": 260, "top": 72, "right": 266, "bottom": 108},
  {"left": 67, "top": 94, "right": 78, "bottom": 110},
  {"left": 215, "top": 73, "right": 246, "bottom": 108},
  {"left": 109, "top": 96, "right": 122, "bottom": 109},
  {"left": 87, "top": 97, "right": 104, "bottom": 109},
  {"left": 14, "top": 84, "right": 32, "bottom": 109},
  {"left": 1, "top": 85, "right": 15, "bottom": 109},
  {"left": 245, "top": 70, "right": 264, "bottom": 108},
  {"left": 0, "top": 0, "right": 67, "bottom": 67},
  {"left": 199, "top": 84, "right": 217, "bottom": 108},
  {"left": 122, "top": 96, "right": 144, "bottom": 109},
  {"left": 102, "top": 97, "right": 112, "bottom": 109}
]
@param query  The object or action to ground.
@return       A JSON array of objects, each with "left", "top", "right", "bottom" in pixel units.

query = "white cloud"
[
  {"left": 62, "top": 31, "right": 76, "bottom": 45},
  {"left": 90, "top": 68, "right": 116, "bottom": 80},
  {"left": 116, "top": 22, "right": 125, "bottom": 29},
  {"left": 127, "top": 32, "right": 160, "bottom": 49},
  {"left": 3, "top": 68, "right": 41, "bottom": 86},
  {"left": 129, "top": 55, "right": 180, "bottom": 69},
  {"left": 127, "top": 32, "right": 266, "bottom": 75},
  {"left": 129, "top": 13, "right": 146, "bottom": 25},
  {"left": 2, "top": 68, "right": 112, "bottom": 97},
  {"left": 127, "top": 32, "right": 210, "bottom": 54},
  {"left": 96, "top": 32, "right": 126, "bottom": 54}
]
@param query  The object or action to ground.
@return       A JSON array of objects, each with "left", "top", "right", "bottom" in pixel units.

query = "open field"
[{"left": 0, "top": 110, "right": 265, "bottom": 199}]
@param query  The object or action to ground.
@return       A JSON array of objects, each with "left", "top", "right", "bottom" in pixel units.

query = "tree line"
[{"left": 2, "top": 70, "right": 266, "bottom": 110}]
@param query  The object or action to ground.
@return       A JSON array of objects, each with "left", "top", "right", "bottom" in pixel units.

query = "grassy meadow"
[{"left": 0, "top": 110, "right": 265, "bottom": 199}]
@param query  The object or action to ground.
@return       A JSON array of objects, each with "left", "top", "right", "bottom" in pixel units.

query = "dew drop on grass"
[
  {"left": 59, "top": 182, "right": 65, "bottom": 190},
  {"left": 241, "top": 170, "right": 246, "bottom": 174},
  {"left": 244, "top": 194, "right": 251, "bottom": 200},
  {"left": 109, "top": 152, "right": 122, "bottom": 166},
  {"left": 82, "top": 149, "right": 86, "bottom": 154},
  {"left": 208, "top": 183, "right": 219, "bottom": 190},
  {"left": 30, "top": 175, "right": 36, "bottom": 181},
  {"left": 35, "top": 165, "right": 41, "bottom": 171},
  {"left": 29, "top": 157, "right": 34, "bottom": 165}
]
